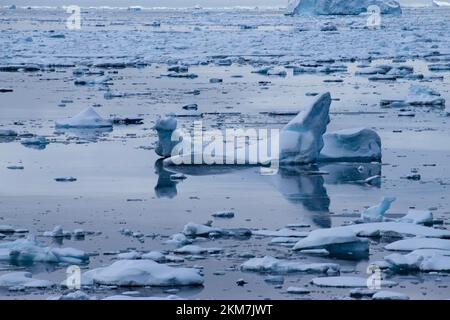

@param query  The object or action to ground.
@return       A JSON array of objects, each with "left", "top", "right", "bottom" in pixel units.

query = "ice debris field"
[{"left": 1, "top": 4, "right": 450, "bottom": 300}]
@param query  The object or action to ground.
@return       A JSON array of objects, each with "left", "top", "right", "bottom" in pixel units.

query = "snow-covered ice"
[
  {"left": 55, "top": 107, "right": 113, "bottom": 129},
  {"left": 241, "top": 256, "right": 340, "bottom": 274},
  {"left": 361, "top": 197, "right": 396, "bottom": 222},
  {"left": 385, "top": 238, "right": 450, "bottom": 251},
  {"left": 311, "top": 276, "right": 397, "bottom": 288},
  {"left": 0, "top": 272, "right": 53, "bottom": 289},
  {"left": 371, "top": 291, "right": 410, "bottom": 300},
  {"left": 385, "top": 249, "right": 450, "bottom": 272},
  {"left": 287, "top": 0, "right": 402, "bottom": 15},
  {"left": 398, "top": 209, "right": 433, "bottom": 225}
]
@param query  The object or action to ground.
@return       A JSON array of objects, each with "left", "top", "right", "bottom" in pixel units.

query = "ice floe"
[
  {"left": 0, "top": 236, "right": 89, "bottom": 264},
  {"left": 82, "top": 260, "right": 204, "bottom": 287},
  {"left": 311, "top": 276, "right": 397, "bottom": 288},
  {"left": 55, "top": 107, "right": 113, "bottom": 129},
  {"left": 397, "top": 209, "right": 433, "bottom": 225},
  {"left": 385, "top": 238, "right": 450, "bottom": 251},
  {"left": 0, "top": 272, "right": 53, "bottom": 289},
  {"left": 286, "top": 0, "right": 402, "bottom": 15},
  {"left": 384, "top": 249, "right": 450, "bottom": 272},
  {"left": 241, "top": 256, "right": 340, "bottom": 274},
  {"left": 361, "top": 197, "right": 396, "bottom": 222},
  {"left": 371, "top": 290, "right": 409, "bottom": 300}
]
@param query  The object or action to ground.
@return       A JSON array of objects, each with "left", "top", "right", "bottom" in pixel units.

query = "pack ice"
[
  {"left": 286, "top": 0, "right": 402, "bottom": 15},
  {"left": 55, "top": 107, "right": 113, "bottom": 128},
  {"left": 241, "top": 256, "right": 340, "bottom": 274},
  {"left": 82, "top": 260, "right": 204, "bottom": 287}
]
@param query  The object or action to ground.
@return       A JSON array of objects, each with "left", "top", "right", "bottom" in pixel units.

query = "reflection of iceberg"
[
  {"left": 154, "top": 159, "right": 178, "bottom": 199},
  {"left": 320, "top": 163, "right": 381, "bottom": 186},
  {"left": 55, "top": 127, "right": 113, "bottom": 143}
]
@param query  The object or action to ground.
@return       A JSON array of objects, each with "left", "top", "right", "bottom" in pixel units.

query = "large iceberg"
[
  {"left": 286, "top": 0, "right": 402, "bottom": 15},
  {"left": 319, "top": 128, "right": 382, "bottom": 162},
  {"left": 55, "top": 107, "right": 113, "bottom": 128},
  {"left": 279, "top": 92, "right": 331, "bottom": 164}
]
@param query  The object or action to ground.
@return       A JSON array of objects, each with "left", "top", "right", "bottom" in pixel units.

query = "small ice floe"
[
  {"left": 215, "top": 59, "right": 232, "bottom": 66},
  {"left": 50, "top": 291, "right": 95, "bottom": 300},
  {"left": 212, "top": 211, "right": 234, "bottom": 218},
  {"left": 182, "top": 103, "right": 198, "bottom": 110},
  {"left": 266, "top": 67, "right": 287, "bottom": 76},
  {"left": 117, "top": 251, "right": 142, "bottom": 260},
  {"left": 311, "top": 276, "right": 397, "bottom": 288},
  {"left": 0, "top": 225, "right": 27, "bottom": 234},
  {"left": 141, "top": 251, "right": 166, "bottom": 262},
  {"left": 385, "top": 238, "right": 450, "bottom": 251},
  {"left": 43, "top": 225, "right": 72, "bottom": 237},
  {"left": 320, "top": 23, "right": 338, "bottom": 32},
  {"left": 371, "top": 291, "right": 409, "bottom": 300},
  {"left": 319, "top": 128, "right": 382, "bottom": 162},
  {"left": 349, "top": 288, "right": 377, "bottom": 299},
  {"left": 264, "top": 275, "right": 284, "bottom": 284},
  {"left": 428, "top": 63, "right": 450, "bottom": 71},
  {"left": 174, "top": 245, "right": 222, "bottom": 255},
  {"left": 0, "top": 272, "right": 53, "bottom": 289},
  {"left": 0, "top": 129, "right": 17, "bottom": 137},
  {"left": 241, "top": 256, "right": 340, "bottom": 274},
  {"left": 182, "top": 222, "right": 251, "bottom": 238},
  {"left": 154, "top": 113, "right": 178, "bottom": 158},
  {"left": 270, "top": 237, "right": 301, "bottom": 245},
  {"left": 286, "top": 0, "right": 401, "bottom": 15},
  {"left": 0, "top": 236, "right": 89, "bottom": 264},
  {"left": 54, "top": 177, "right": 77, "bottom": 182},
  {"left": 253, "top": 228, "right": 308, "bottom": 238},
  {"left": 112, "top": 117, "right": 144, "bottom": 125},
  {"left": 20, "top": 136, "right": 49, "bottom": 147},
  {"left": 209, "top": 78, "right": 223, "bottom": 83},
  {"left": 293, "top": 228, "right": 369, "bottom": 258},
  {"left": 55, "top": 107, "right": 113, "bottom": 129},
  {"left": 381, "top": 85, "right": 445, "bottom": 108},
  {"left": 7, "top": 165, "right": 24, "bottom": 170},
  {"left": 165, "top": 72, "right": 198, "bottom": 79},
  {"left": 74, "top": 76, "right": 111, "bottom": 86},
  {"left": 82, "top": 260, "right": 204, "bottom": 287},
  {"left": 165, "top": 233, "right": 192, "bottom": 246},
  {"left": 168, "top": 65, "right": 188, "bottom": 73},
  {"left": 361, "top": 197, "right": 396, "bottom": 223},
  {"left": 385, "top": 249, "right": 450, "bottom": 272},
  {"left": 397, "top": 209, "right": 433, "bottom": 225},
  {"left": 103, "top": 295, "right": 179, "bottom": 300},
  {"left": 286, "top": 286, "right": 310, "bottom": 294}
]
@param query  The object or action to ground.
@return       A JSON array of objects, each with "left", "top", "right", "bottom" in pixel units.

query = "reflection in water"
[
  {"left": 0, "top": 137, "right": 16, "bottom": 144},
  {"left": 154, "top": 162, "right": 382, "bottom": 228},
  {"left": 55, "top": 127, "right": 113, "bottom": 143}
]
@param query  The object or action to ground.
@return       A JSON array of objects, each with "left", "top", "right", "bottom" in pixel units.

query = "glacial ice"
[
  {"left": 55, "top": 107, "right": 113, "bottom": 129},
  {"left": 0, "top": 236, "right": 89, "bottom": 264},
  {"left": 286, "top": 0, "right": 402, "bottom": 15},
  {"left": 311, "top": 276, "right": 397, "bottom": 288},
  {"left": 385, "top": 249, "right": 450, "bottom": 272},
  {"left": 154, "top": 113, "right": 179, "bottom": 158},
  {"left": 241, "top": 256, "right": 340, "bottom": 274},
  {"left": 319, "top": 128, "right": 382, "bottom": 162},
  {"left": 0, "top": 272, "right": 53, "bottom": 289},
  {"left": 82, "top": 260, "right": 204, "bottom": 287},
  {"left": 182, "top": 223, "right": 222, "bottom": 237},
  {"left": 397, "top": 209, "right": 433, "bottom": 225},
  {"left": 361, "top": 197, "right": 396, "bottom": 222},
  {"left": 385, "top": 238, "right": 450, "bottom": 251},
  {"left": 279, "top": 92, "right": 331, "bottom": 164},
  {"left": 372, "top": 291, "right": 409, "bottom": 300}
]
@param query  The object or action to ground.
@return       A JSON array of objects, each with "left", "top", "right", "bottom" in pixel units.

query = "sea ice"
[
  {"left": 0, "top": 129, "right": 17, "bottom": 136},
  {"left": 286, "top": 286, "right": 311, "bottom": 294},
  {"left": 0, "top": 272, "right": 53, "bottom": 289},
  {"left": 286, "top": 0, "right": 402, "bottom": 15},
  {"left": 154, "top": 113, "right": 178, "bottom": 158},
  {"left": 0, "top": 236, "right": 89, "bottom": 264},
  {"left": 241, "top": 256, "right": 340, "bottom": 274},
  {"left": 397, "top": 209, "right": 433, "bottom": 225},
  {"left": 319, "top": 128, "right": 382, "bottom": 162},
  {"left": 361, "top": 197, "right": 396, "bottom": 222},
  {"left": 385, "top": 249, "right": 450, "bottom": 272},
  {"left": 371, "top": 291, "right": 409, "bottom": 300},
  {"left": 55, "top": 107, "right": 113, "bottom": 128},
  {"left": 82, "top": 260, "right": 204, "bottom": 287},
  {"left": 385, "top": 238, "right": 450, "bottom": 251},
  {"left": 311, "top": 276, "right": 397, "bottom": 288}
]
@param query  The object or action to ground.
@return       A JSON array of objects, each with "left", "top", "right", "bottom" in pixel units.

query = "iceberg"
[
  {"left": 372, "top": 291, "right": 409, "bottom": 300},
  {"left": 241, "top": 256, "right": 340, "bottom": 274},
  {"left": 279, "top": 92, "right": 331, "bottom": 164},
  {"left": 154, "top": 113, "right": 179, "bottom": 158},
  {"left": 361, "top": 197, "right": 396, "bottom": 222},
  {"left": 286, "top": 0, "right": 402, "bottom": 15},
  {"left": 0, "top": 236, "right": 89, "bottom": 264},
  {"left": 319, "top": 128, "right": 382, "bottom": 162},
  {"left": 397, "top": 209, "right": 433, "bottom": 225},
  {"left": 82, "top": 260, "right": 204, "bottom": 287},
  {"left": 55, "top": 107, "right": 113, "bottom": 129}
]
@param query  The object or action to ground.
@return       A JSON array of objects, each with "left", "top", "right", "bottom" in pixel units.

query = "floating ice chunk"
[
  {"left": 398, "top": 209, "right": 433, "bottom": 225},
  {"left": 117, "top": 251, "right": 142, "bottom": 260},
  {"left": 286, "top": 0, "right": 402, "bottom": 15},
  {"left": 74, "top": 76, "right": 111, "bottom": 86},
  {"left": 319, "top": 128, "right": 382, "bottom": 162},
  {"left": 0, "top": 272, "right": 53, "bottom": 289},
  {"left": 266, "top": 67, "right": 287, "bottom": 76},
  {"left": 165, "top": 233, "right": 192, "bottom": 246},
  {"left": 82, "top": 260, "right": 204, "bottom": 287},
  {"left": 103, "top": 295, "right": 179, "bottom": 300},
  {"left": 21, "top": 136, "right": 48, "bottom": 146},
  {"left": 372, "top": 291, "right": 409, "bottom": 300},
  {"left": 385, "top": 249, "right": 450, "bottom": 272},
  {"left": 0, "top": 236, "right": 89, "bottom": 264},
  {"left": 182, "top": 223, "right": 222, "bottom": 237},
  {"left": 293, "top": 228, "right": 369, "bottom": 258},
  {"left": 141, "top": 251, "right": 166, "bottom": 262},
  {"left": 50, "top": 291, "right": 95, "bottom": 300},
  {"left": 54, "top": 177, "right": 77, "bottom": 182},
  {"left": 154, "top": 113, "right": 178, "bottom": 158},
  {"left": 253, "top": 228, "right": 308, "bottom": 238},
  {"left": 286, "top": 286, "right": 310, "bottom": 294},
  {"left": 241, "top": 256, "right": 339, "bottom": 274},
  {"left": 270, "top": 237, "right": 302, "bottom": 244},
  {"left": 0, "top": 129, "right": 17, "bottom": 136},
  {"left": 361, "top": 197, "right": 396, "bottom": 223},
  {"left": 311, "top": 276, "right": 397, "bottom": 288},
  {"left": 279, "top": 92, "right": 331, "bottom": 164},
  {"left": 385, "top": 238, "right": 450, "bottom": 251},
  {"left": 43, "top": 225, "right": 71, "bottom": 237},
  {"left": 212, "top": 211, "right": 235, "bottom": 218},
  {"left": 174, "top": 245, "right": 208, "bottom": 255},
  {"left": 55, "top": 107, "right": 113, "bottom": 129}
]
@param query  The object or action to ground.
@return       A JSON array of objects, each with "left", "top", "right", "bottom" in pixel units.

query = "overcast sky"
[{"left": 0, "top": 0, "right": 442, "bottom": 8}]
